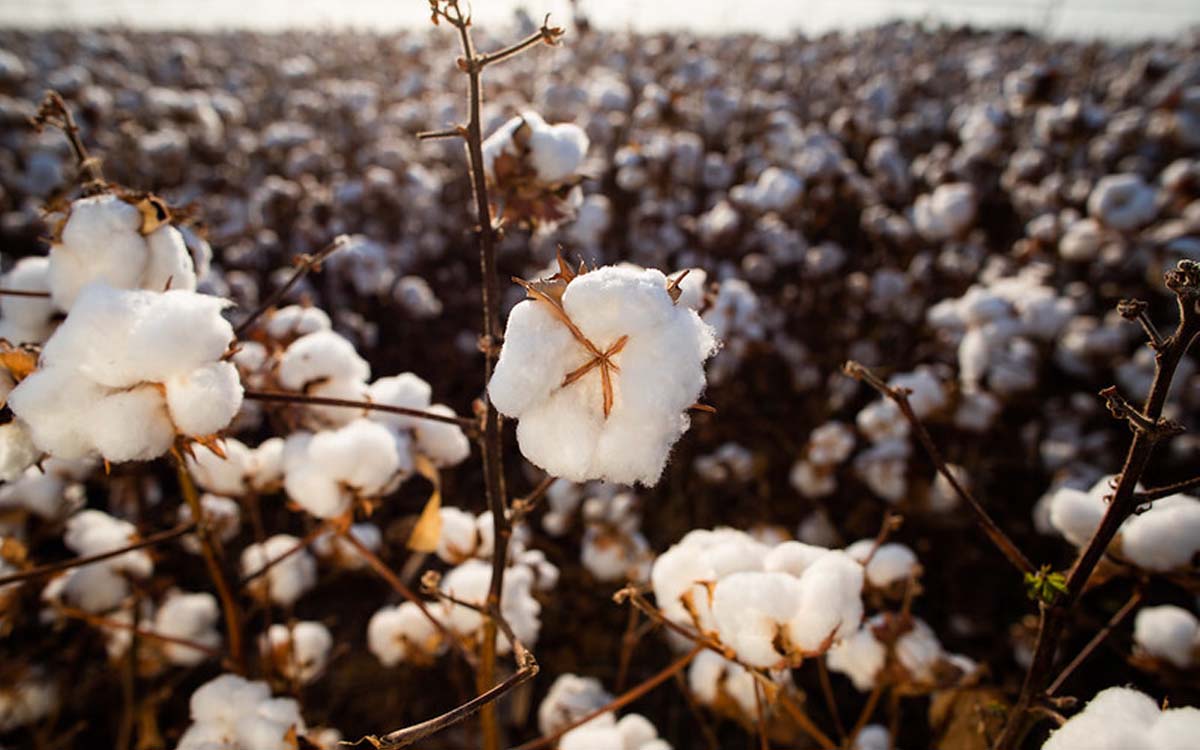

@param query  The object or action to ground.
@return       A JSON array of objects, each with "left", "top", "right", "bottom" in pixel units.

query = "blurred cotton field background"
[{"left": 1, "top": 2, "right": 1200, "bottom": 750}]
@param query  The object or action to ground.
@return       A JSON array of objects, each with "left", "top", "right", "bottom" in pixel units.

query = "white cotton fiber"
[
  {"left": 785, "top": 550, "right": 864, "bottom": 651},
  {"left": 277, "top": 330, "right": 370, "bottom": 390},
  {"left": 1042, "top": 687, "right": 1198, "bottom": 750},
  {"left": 537, "top": 674, "right": 613, "bottom": 736},
  {"left": 240, "top": 534, "right": 317, "bottom": 607},
  {"left": 165, "top": 361, "right": 244, "bottom": 436},
  {"left": 489, "top": 265, "right": 717, "bottom": 486},
  {"left": 1134, "top": 605, "right": 1199, "bottom": 669},
  {"left": 367, "top": 601, "right": 443, "bottom": 667},
  {"left": 282, "top": 419, "right": 405, "bottom": 518},
  {"left": 483, "top": 111, "right": 589, "bottom": 186},
  {"left": 827, "top": 625, "right": 886, "bottom": 691},
  {"left": 846, "top": 540, "right": 919, "bottom": 588},
  {"left": 154, "top": 590, "right": 221, "bottom": 666},
  {"left": 712, "top": 571, "right": 804, "bottom": 667},
  {"left": 0, "top": 256, "right": 55, "bottom": 344}
]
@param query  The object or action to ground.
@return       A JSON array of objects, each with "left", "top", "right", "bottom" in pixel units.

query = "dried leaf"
[
  {"left": 666, "top": 269, "right": 691, "bottom": 304},
  {"left": 130, "top": 194, "right": 171, "bottom": 235},
  {"left": 0, "top": 343, "right": 38, "bottom": 382},
  {"left": 407, "top": 455, "right": 443, "bottom": 553}
]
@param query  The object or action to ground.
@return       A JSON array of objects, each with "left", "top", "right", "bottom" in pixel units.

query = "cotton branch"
[
  {"left": 233, "top": 235, "right": 348, "bottom": 337},
  {"left": 992, "top": 259, "right": 1200, "bottom": 750},
  {"left": 0, "top": 521, "right": 195, "bottom": 588},
  {"left": 843, "top": 360, "right": 1035, "bottom": 576},
  {"left": 243, "top": 389, "right": 478, "bottom": 432},
  {"left": 31, "top": 90, "right": 106, "bottom": 194}
]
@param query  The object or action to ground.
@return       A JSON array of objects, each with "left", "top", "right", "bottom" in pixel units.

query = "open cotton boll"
[
  {"left": 887, "top": 368, "right": 947, "bottom": 419},
  {"left": 712, "top": 571, "right": 804, "bottom": 667},
  {"left": 894, "top": 618, "right": 947, "bottom": 683},
  {"left": 0, "top": 420, "right": 39, "bottom": 482},
  {"left": 177, "top": 493, "right": 241, "bottom": 554},
  {"left": 827, "top": 625, "right": 887, "bottom": 691},
  {"left": 413, "top": 406, "right": 471, "bottom": 467},
  {"left": 48, "top": 194, "right": 197, "bottom": 312},
  {"left": 277, "top": 330, "right": 370, "bottom": 390},
  {"left": 1134, "top": 605, "right": 1199, "bottom": 669},
  {"left": 64, "top": 509, "right": 152, "bottom": 576},
  {"left": 366, "top": 373, "right": 432, "bottom": 431},
  {"left": 435, "top": 506, "right": 481, "bottom": 564},
  {"left": 651, "top": 528, "right": 769, "bottom": 631},
  {"left": 261, "top": 622, "right": 332, "bottom": 684},
  {"left": 0, "top": 458, "right": 89, "bottom": 520},
  {"left": 1120, "top": 495, "right": 1200, "bottom": 572},
  {"left": 0, "top": 256, "right": 55, "bottom": 344},
  {"left": 1048, "top": 480, "right": 1111, "bottom": 548},
  {"left": 853, "top": 725, "right": 893, "bottom": 750},
  {"left": 913, "top": 183, "right": 977, "bottom": 241},
  {"left": 687, "top": 650, "right": 794, "bottom": 720},
  {"left": 1042, "top": 686, "right": 1199, "bottom": 750},
  {"left": 264, "top": 304, "right": 331, "bottom": 340},
  {"left": 440, "top": 559, "right": 543, "bottom": 653},
  {"left": 785, "top": 550, "right": 865, "bottom": 652},
  {"left": 310, "top": 523, "right": 381, "bottom": 570},
  {"left": 537, "top": 674, "right": 613, "bottom": 736},
  {"left": 178, "top": 673, "right": 309, "bottom": 750},
  {"left": 368, "top": 601, "right": 443, "bottom": 667},
  {"left": 846, "top": 540, "right": 919, "bottom": 588},
  {"left": 164, "top": 361, "right": 244, "bottom": 436},
  {"left": 240, "top": 535, "right": 318, "bottom": 607},
  {"left": 1088, "top": 174, "right": 1158, "bottom": 231},
  {"left": 527, "top": 116, "right": 590, "bottom": 185},
  {"left": 9, "top": 284, "right": 237, "bottom": 461},
  {"left": 489, "top": 265, "right": 717, "bottom": 486},
  {"left": 764, "top": 540, "right": 830, "bottom": 577},
  {"left": 154, "top": 590, "right": 221, "bottom": 666},
  {"left": 559, "top": 712, "right": 670, "bottom": 750},
  {"left": 283, "top": 419, "right": 405, "bottom": 519}
]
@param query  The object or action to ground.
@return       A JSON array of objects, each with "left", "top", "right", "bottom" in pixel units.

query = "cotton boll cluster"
[
  {"left": 730, "top": 166, "right": 803, "bottom": 213},
  {"left": 579, "top": 491, "right": 653, "bottom": 583},
  {"left": 275, "top": 329, "right": 371, "bottom": 426},
  {"left": 430, "top": 506, "right": 557, "bottom": 584},
  {"left": 366, "top": 373, "right": 471, "bottom": 468},
  {"left": 790, "top": 421, "right": 855, "bottom": 498},
  {"left": 260, "top": 621, "right": 333, "bottom": 684},
  {"left": 489, "top": 264, "right": 717, "bottom": 485},
  {"left": 827, "top": 615, "right": 974, "bottom": 692},
  {"left": 913, "top": 183, "right": 977, "bottom": 241},
  {"left": 437, "top": 558, "right": 544, "bottom": 655},
  {"left": 0, "top": 458, "right": 90, "bottom": 521},
  {"left": 46, "top": 193, "right": 197, "bottom": 311},
  {"left": 176, "top": 673, "right": 331, "bottom": 750},
  {"left": 1088, "top": 174, "right": 1159, "bottom": 231},
  {"left": 1133, "top": 605, "right": 1200, "bottom": 670},
  {"left": 240, "top": 534, "right": 318, "bottom": 607},
  {"left": 537, "top": 673, "right": 613, "bottom": 736},
  {"left": 42, "top": 509, "right": 152, "bottom": 614},
  {"left": 1042, "top": 686, "right": 1200, "bottom": 750},
  {"left": 8, "top": 285, "right": 242, "bottom": 463},
  {"left": 153, "top": 589, "right": 222, "bottom": 666},
  {"left": 1048, "top": 477, "right": 1200, "bottom": 572},
  {"left": 559, "top": 712, "right": 670, "bottom": 750}
]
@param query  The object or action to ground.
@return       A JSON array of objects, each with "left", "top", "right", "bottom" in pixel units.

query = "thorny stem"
[
  {"left": 424, "top": 2, "right": 562, "bottom": 746},
  {"left": 843, "top": 360, "right": 1036, "bottom": 577},
  {"left": 511, "top": 645, "right": 703, "bottom": 750},
  {"left": 243, "top": 389, "right": 477, "bottom": 431},
  {"left": 993, "top": 261, "right": 1200, "bottom": 750},
  {"left": 174, "top": 452, "right": 245, "bottom": 672},
  {"left": 233, "top": 235, "right": 348, "bottom": 338},
  {"left": 1045, "top": 587, "right": 1143, "bottom": 697},
  {"left": 32, "top": 90, "right": 106, "bottom": 194},
  {"left": 0, "top": 521, "right": 195, "bottom": 587}
]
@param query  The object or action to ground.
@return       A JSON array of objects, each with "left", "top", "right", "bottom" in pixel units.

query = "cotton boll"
[
  {"left": 894, "top": 618, "right": 946, "bottom": 683},
  {"left": 240, "top": 535, "right": 317, "bottom": 607},
  {"left": 1042, "top": 687, "right": 1169, "bottom": 750},
  {"left": 559, "top": 715, "right": 624, "bottom": 750},
  {"left": 0, "top": 256, "right": 55, "bottom": 344},
  {"left": 827, "top": 626, "right": 886, "bottom": 691},
  {"left": 177, "top": 494, "right": 241, "bottom": 554},
  {"left": 64, "top": 509, "right": 153, "bottom": 576},
  {"left": 1133, "top": 605, "right": 1199, "bottom": 669},
  {"left": 142, "top": 224, "right": 198, "bottom": 294},
  {"left": 853, "top": 725, "right": 892, "bottom": 750},
  {"left": 440, "top": 559, "right": 543, "bottom": 653},
  {"left": 312, "top": 523, "right": 381, "bottom": 569},
  {"left": 44, "top": 563, "right": 131, "bottom": 614},
  {"left": 537, "top": 674, "right": 613, "bottom": 736},
  {"left": 887, "top": 368, "right": 947, "bottom": 419},
  {"left": 581, "top": 527, "right": 651, "bottom": 582},
  {"left": 846, "top": 540, "right": 919, "bottom": 588},
  {"left": 0, "top": 670, "right": 59, "bottom": 733},
  {"left": 165, "top": 361, "right": 244, "bottom": 436},
  {"left": 914, "top": 183, "right": 977, "bottom": 241},
  {"left": 763, "top": 541, "right": 830, "bottom": 578},
  {"left": 262, "top": 622, "right": 332, "bottom": 684},
  {"left": 367, "top": 601, "right": 443, "bottom": 667},
  {"left": 712, "top": 571, "right": 804, "bottom": 667},
  {"left": 807, "top": 422, "right": 856, "bottom": 465},
  {"left": 785, "top": 550, "right": 864, "bottom": 651},
  {"left": 277, "top": 330, "right": 370, "bottom": 390},
  {"left": 1120, "top": 494, "right": 1200, "bottom": 572},
  {"left": 856, "top": 400, "right": 909, "bottom": 443},
  {"left": 435, "top": 507, "right": 481, "bottom": 564},
  {"left": 1088, "top": 174, "right": 1158, "bottom": 231},
  {"left": 187, "top": 438, "right": 253, "bottom": 496},
  {"left": 87, "top": 386, "right": 176, "bottom": 462},
  {"left": 48, "top": 195, "right": 150, "bottom": 310},
  {"left": 1049, "top": 484, "right": 1108, "bottom": 547},
  {"left": 527, "top": 117, "right": 590, "bottom": 184},
  {"left": 0, "top": 420, "right": 38, "bottom": 482},
  {"left": 413, "top": 406, "right": 471, "bottom": 467},
  {"left": 154, "top": 590, "right": 221, "bottom": 666},
  {"left": 264, "top": 304, "right": 331, "bottom": 340},
  {"left": 490, "top": 265, "right": 716, "bottom": 485},
  {"left": 367, "top": 373, "right": 432, "bottom": 431},
  {"left": 283, "top": 420, "right": 404, "bottom": 519}
]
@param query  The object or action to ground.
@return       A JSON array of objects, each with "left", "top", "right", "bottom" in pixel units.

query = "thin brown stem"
[
  {"left": 0, "top": 522, "right": 194, "bottom": 587},
  {"left": 417, "top": 127, "right": 466, "bottom": 140},
  {"left": 511, "top": 645, "right": 702, "bottom": 750},
  {"left": 32, "top": 90, "right": 106, "bottom": 193},
  {"left": 1134, "top": 474, "right": 1200, "bottom": 503},
  {"left": 509, "top": 475, "right": 555, "bottom": 523},
  {"left": 243, "top": 389, "right": 477, "bottom": 430},
  {"left": 0, "top": 288, "right": 51, "bottom": 298},
  {"left": 1046, "top": 587, "right": 1143, "bottom": 697},
  {"left": 476, "top": 15, "right": 564, "bottom": 68},
  {"left": 233, "top": 236, "right": 348, "bottom": 338},
  {"left": 57, "top": 606, "right": 226, "bottom": 662},
  {"left": 844, "top": 361, "right": 1035, "bottom": 576},
  {"left": 237, "top": 521, "right": 329, "bottom": 587},
  {"left": 816, "top": 656, "right": 846, "bottom": 742},
  {"left": 174, "top": 452, "right": 245, "bottom": 672},
  {"left": 615, "top": 603, "right": 641, "bottom": 692}
]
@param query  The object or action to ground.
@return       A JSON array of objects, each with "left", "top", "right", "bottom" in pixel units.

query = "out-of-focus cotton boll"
[
  {"left": 261, "top": 621, "right": 332, "bottom": 684},
  {"left": 1088, "top": 174, "right": 1158, "bottom": 231},
  {"left": 282, "top": 419, "right": 405, "bottom": 519},
  {"left": 1133, "top": 605, "right": 1199, "bottom": 669},
  {"left": 483, "top": 111, "right": 589, "bottom": 186},
  {"left": 438, "top": 559, "right": 543, "bottom": 654},
  {"left": 853, "top": 725, "right": 893, "bottom": 750},
  {"left": 393, "top": 275, "right": 443, "bottom": 319},
  {"left": 368, "top": 601, "right": 444, "bottom": 667},
  {"left": 47, "top": 194, "right": 197, "bottom": 311},
  {"left": 0, "top": 256, "right": 55, "bottom": 344},
  {"left": 177, "top": 673, "right": 313, "bottom": 750},
  {"left": 1042, "top": 687, "right": 1200, "bottom": 750},
  {"left": 0, "top": 670, "right": 59, "bottom": 733},
  {"left": 177, "top": 493, "right": 240, "bottom": 554},
  {"left": 264, "top": 304, "right": 331, "bottom": 340},
  {"left": 537, "top": 674, "right": 614, "bottom": 736},
  {"left": 154, "top": 590, "right": 222, "bottom": 666},
  {"left": 240, "top": 534, "right": 318, "bottom": 607},
  {"left": 277, "top": 330, "right": 369, "bottom": 391},
  {"left": 559, "top": 711, "right": 671, "bottom": 750},
  {"left": 846, "top": 540, "right": 919, "bottom": 588},
  {"left": 913, "top": 183, "right": 976, "bottom": 241},
  {"left": 730, "top": 166, "right": 803, "bottom": 212},
  {"left": 489, "top": 265, "right": 717, "bottom": 485},
  {"left": 827, "top": 625, "right": 887, "bottom": 691}
]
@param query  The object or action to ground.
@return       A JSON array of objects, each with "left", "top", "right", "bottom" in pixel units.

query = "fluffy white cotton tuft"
[
  {"left": 1133, "top": 605, "right": 1199, "bottom": 669},
  {"left": 0, "top": 256, "right": 55, "bottom": 344},
  {"left": 1042, "top": 686, "right": 1200, "bottom": 750},
  {"left": 240, "top": 535, "right": 318, "bottom": 607},
  {"left": 154, "top": 590, "right": 222, "bottom": 666},
  {"left": 261, "top": 622, "right": 332, "bottom": 684},
  {"left": 282, "top": 419, "right": 406, "bottom": 518},
  {"left": 537, "top": 674, "right": 614, "bottom": 736},
  {"left": 177, "top": 673, "right": 312, "bottom": 750},
  {"left": 489, "top": 265, "right": 717, "bottom": 485},
  {"left": 367, "top": 602, "right": 444, "bottom": 667},
  {"left": 483, "top": 111, "right": 589, "bottom": 185}
]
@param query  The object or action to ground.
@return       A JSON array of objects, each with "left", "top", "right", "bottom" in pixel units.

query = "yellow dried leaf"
[
  {"left": 0, "top": 345, "right": 38, "bottom": 382},
  {"left": 134, "top": 194, "right": 171, "bottom": 235},
  {"left": 407, "top": 455, "right": 443, "bottom": 553}
]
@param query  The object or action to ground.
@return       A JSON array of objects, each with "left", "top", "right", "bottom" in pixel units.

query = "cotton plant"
[
  {"left": 558, "top": 712, "right": 671, "bottom": 750},
  {"left": 41, "top": 509, "right": 153, "bottom": 615},
  {"left": 489, "top": 261, "right": 717, "bottom": 485},
  {"left": 8, "top": 285, "right": 243, "bottom": 464},
  {"left": 481, "top": 110, "right": 590, "bottom": 223},
  {"left": 1042, "top": 686, "right": 1200, "bottom": 750},
  {"left": 282, "top": 418, "right": 406, "bottom": 519},
  {"left": 1048, "top": 476, "right": 1200, "bottom": 572},
  {"left": 260, "top": 621, "right": 333, "bottom": 685}
]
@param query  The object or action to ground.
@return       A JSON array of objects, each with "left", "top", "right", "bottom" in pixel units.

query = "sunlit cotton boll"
[
  {"left": 282, "top": 419, "right": 406, "bottom": 519},
  {"left": 153, "top": 590, "right": 222, "bottom": 666},
  {"left": 261, "top": 621, "right": 333, "bottom": 684},
  {"left": 489, "top": 265, "right": 717, "bottom": 485},
  {"left": 1042, "top": 686, "right": 1200, "bottom": 750},
  {"left": 1133, "top": 605, "right": 1199, "bottom": 669},
  {"left": 482, "top": 110, "right": 590, "bottom": 186},
  {"left": 537, "top": 674, "right": 613, "bottom": 736},
  {"left": 240, "top": 534, "right": 318, "bottom": 607},
  {"left": 367, "top": 601, "right": 444, "bottom": 667}
]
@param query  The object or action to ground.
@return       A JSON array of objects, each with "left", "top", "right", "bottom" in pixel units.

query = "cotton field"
[{"left": 0, "top": 4, "right": 1199, "bottom": 750}]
